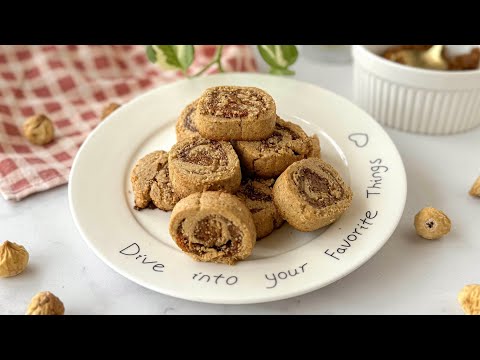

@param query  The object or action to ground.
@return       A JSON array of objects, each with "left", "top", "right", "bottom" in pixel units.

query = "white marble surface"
[{"left": 1, "top": 47, "right": 479, "bottom": 315}]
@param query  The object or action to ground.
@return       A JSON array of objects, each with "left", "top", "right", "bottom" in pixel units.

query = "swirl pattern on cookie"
[
  {"left": 168, "top": 137, "right": 241, "bottom": 198},
  {"left": 195, "top": 86, "right": 276, "bottom": 140},
  {"left": 130, "top": 151, "right": 180, "bottom": 211},
  {"left": 273, "top": 158, "right": 353, "bottom": 232},
  {"left": 176, "top": 100, "right": 200, "bottom": 141},
  {"left": 169, "top": 192, "right": 256, "bottom": 265},
  {"left": 236, "top": 178, "right": 284, "bottom": 239},
  {"left": 233, "top": 117, "right": 313, "bottom": 178}
]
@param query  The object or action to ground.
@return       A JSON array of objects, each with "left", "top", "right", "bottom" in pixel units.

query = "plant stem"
[
  {"left": 216, "top": 45, "right": 224, "bottom": 73},
  {"left": 192, "top": 45, "right": 225, "bottom": 77}
]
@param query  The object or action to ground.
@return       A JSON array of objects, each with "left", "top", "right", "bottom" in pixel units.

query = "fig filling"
[
  {"left": 240, "top": 182, "right": 272, "bottom": 202},
  {"left": 249, "top": 208, "right": 264, "bottom": 214},
  {"left": 202, "top": 89, "right": 269, "bottom": 118},
  {"left": 276, "top": 123, "right": 300, "bottom": 140},
  {"left": 293, "top": 167, "right": 344, "bottom": 208},
  {"left": 151, "top": 166, "right": 177, "bottom": 201},
  {"left": 259, "top": 123, "right": 303, "bottom": 151},
  {"left": 183, "top": 107, "right": 198, "bottom": 132},
  {"left": 260, "top": 131, "right": 283, "bottom": 149},
  {"left": 177, "top": 140, "right": 228, "bottom": 167},
  {"left": 194, "top": 217, "right": 225, "bottom": 247},
  {"left": 176, "top": 216, "right": 242, "bottom": 256}
]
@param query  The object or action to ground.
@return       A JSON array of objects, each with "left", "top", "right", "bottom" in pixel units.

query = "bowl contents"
[
  {"left": 273, "top": 158, "right": 353, "bottom": 232},
  {"left": 414, "top": 207, "right": 451, "bottom": 240},
  {"left": 383, "top": 45, "right": 480, "bottom": 71},
  {"left": 469, "top": 176, "right": 480, "bottom": 197},
  {"left": 448, "top": 49, "right": 480, "bottom": 70},
  {"left": 26, "top": 291, "right": 65, "bottom": 315},
  {"left": 0, "top": 240, "right": 29, "bottom": 278},
  {"left": 130, "top": 85, "right": 353, "bottom": 265},
  {"left": 169, "top": 192, "right": 256, "bottom": 265},
  {"left": 458, "top": 284, "right": 480, "bottom": 315}
]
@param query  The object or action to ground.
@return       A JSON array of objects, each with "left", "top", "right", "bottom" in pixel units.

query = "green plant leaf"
[
  {"left": 147, "top": 45, "right": 195, "bottom": 71},
  {"left": 269, "top": 67, "right": 295, "bottom": 76},
  {"left": 257, "top": 45, "right": 298, "bottom": 70},
  {"left": 146, "top": 46, "right": 157, "bottom": 63}
]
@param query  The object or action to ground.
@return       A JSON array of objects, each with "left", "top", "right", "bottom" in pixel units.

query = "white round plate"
[{"left": 69, "top": 73, "right": 407, "bottom": 304}]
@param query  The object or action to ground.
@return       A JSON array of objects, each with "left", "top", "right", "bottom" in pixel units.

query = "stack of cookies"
[{"left": 131, "top": 86, "right": 352, "bottom": 265}]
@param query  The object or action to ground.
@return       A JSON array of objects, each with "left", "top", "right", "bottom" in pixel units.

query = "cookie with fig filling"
[
  {"left": 130, "top": 151, "right": 180, "bottom": 211},
  {"left": 233, "top": 117, "right": 315, "bottom": 178},
  {"left": 168, "top": 137, "right": 241, "bottom": 198},
  {"left": 236, "top": 178, "right": 284, "bottom": 239},
  {"left": 195, "top": 86, "right": 276, "bottom": 141},
  {"left": 176, "top": 100, "right": 200, "bottom": 141},
  {"left": 170, "top": 191, "right": 256, "bottom": 265},
  {"left": 273, "top": 158, "right": 353, "bottom": 232}
]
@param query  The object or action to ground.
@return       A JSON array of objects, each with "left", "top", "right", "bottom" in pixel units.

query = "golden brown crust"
[
  {"left": 233, "top": 117, "right": 312, "bottom": 178},
  {"left": 195, "top": 86, "right": 276, "bottom": 141},
  {"left": 169, "top": 192, "right": 256, "bottom": 265},
  {"left": 176, "top": 100, "right": 200, "bottom": 141},
  {"left": 273, "top": 158, "right": 353, "bottom": 232},
  {"left": 130, "top": 151, "right": 180, "bottom": 211},
  {"left": 198, "top": 86, "right": 273, "bottom": 118},
  {"left": 236, "top": 178, "right": 284, "bottom": 239},
  {"left": 168, "top": 137, "right": 241, "bottom": 198},
  {"left": 307, "top": 134, "right": 321, "bottom": 158}
]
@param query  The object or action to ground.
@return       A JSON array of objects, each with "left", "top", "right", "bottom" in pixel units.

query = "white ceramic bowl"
[{"left": 352, "top": 45, "right": 480, "bottom": 135}]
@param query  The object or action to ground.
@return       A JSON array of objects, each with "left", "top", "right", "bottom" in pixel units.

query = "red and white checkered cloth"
[{"left": 0, "top": 45, "right": 258, "bottom": 201}]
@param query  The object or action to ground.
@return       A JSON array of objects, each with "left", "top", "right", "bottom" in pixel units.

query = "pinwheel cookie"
[
  {"left": 233, "top": 117, "right": 318, "bottom": 178},
  {"left": 170, "top": 191, "right": 256, "bottom": 265},
  {"left": 176, "top": 100, "right": 201, "bottom": 141},
  {"left": 195, "top": 86, "right": 276, "bottom": 141},
  {"left": 168, "top": 137, "right": 241, "bottom": 198},
  {"left": 236, "top": 178, "right": 284, "bottom": 239},
  {"left": 130, "top": 151, "right": 180, "bottom": 211},
  {"left": 273, "top": 158, "right": 353, "bottom": 232}
]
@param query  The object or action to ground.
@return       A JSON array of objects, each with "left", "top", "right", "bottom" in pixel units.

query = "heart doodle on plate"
[{"left": 348, "top": 133, "right": 369, "bottom": 148}]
